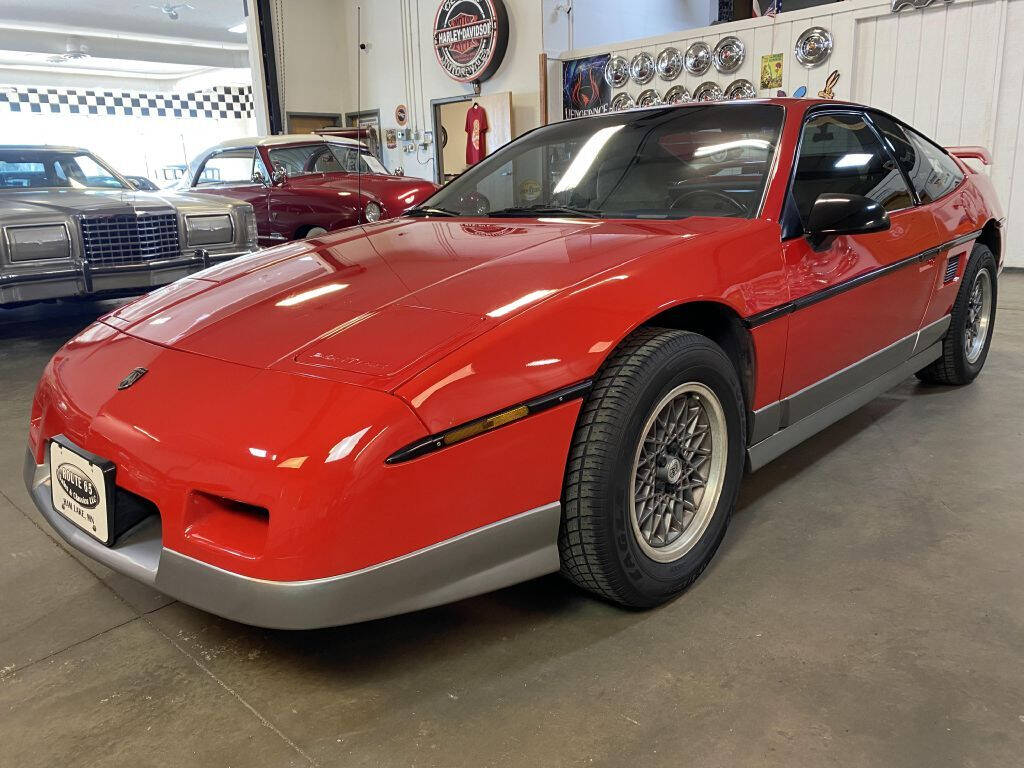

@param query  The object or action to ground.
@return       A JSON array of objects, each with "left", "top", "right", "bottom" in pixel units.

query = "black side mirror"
[{"left": 805, "top": 193, "right": 890, "bottom": 249}]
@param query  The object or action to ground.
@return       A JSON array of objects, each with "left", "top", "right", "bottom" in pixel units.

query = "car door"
[
  {"left": 868, "top": 112, "right": 973, "bottom": 331},
  {"left": 191, "top": 147, "right": 272, "bottom": 242},
  {"left": 778, "top": 109, "right": 939, "bottom": 414}
]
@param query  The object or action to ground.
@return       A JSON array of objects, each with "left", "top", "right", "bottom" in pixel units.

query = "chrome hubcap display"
[
  {"left": 629, "top": 382, "right": 728, "bottom": 563},
  {"left": 965, "top": 267, "right": 993, "bottom": 364}
]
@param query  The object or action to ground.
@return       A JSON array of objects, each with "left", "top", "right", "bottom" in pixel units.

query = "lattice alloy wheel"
[
  {"left": 558, "top": 328, "right": 746, "bottom": 609},
  {"left": 629, "top": 382, "right": 727, "bottom": 563}
]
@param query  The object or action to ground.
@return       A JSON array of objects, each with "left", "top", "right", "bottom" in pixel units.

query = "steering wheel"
[{"left": 669, "top": 189, "right": 747, "bottom": 216}]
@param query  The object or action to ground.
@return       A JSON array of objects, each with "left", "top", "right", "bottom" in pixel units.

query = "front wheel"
[
  {"left": 304, "top": 227, "right": 329, "bottom": 238},
  {"left": 916, "top": 243, "right": 997, "bottom": 385},
  {"left": 558, "top": 328, "right": 746, "bottom": 608}
]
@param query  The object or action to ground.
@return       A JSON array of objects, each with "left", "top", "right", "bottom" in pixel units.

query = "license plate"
[{"left": 49, "top": 436, "right": 116, "bottom": 545}]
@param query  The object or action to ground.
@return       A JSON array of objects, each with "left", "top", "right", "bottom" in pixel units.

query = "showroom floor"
[{"left": 1, "top": 277, "right": 1023, "bottom": 768}]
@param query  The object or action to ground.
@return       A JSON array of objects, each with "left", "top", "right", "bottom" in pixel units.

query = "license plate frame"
[{"left": 49, "top": 435, "right": 117, "bottom": 546}]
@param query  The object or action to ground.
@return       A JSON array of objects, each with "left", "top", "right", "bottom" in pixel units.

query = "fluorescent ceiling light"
[
  {"left": 693, "top": 139, "right": 770, "bottom": 158},
  {"left": 834, "top": 153, "right": 873, "bottom": 169},
  {"left": 276, "top": 282, "right": 348, "bottom": 307},
  {"left": 228, "top": 22, "right": 247, "bottom": 33},
  {"left": 487, "top": 289, "right": 556, "bottom": 318}
]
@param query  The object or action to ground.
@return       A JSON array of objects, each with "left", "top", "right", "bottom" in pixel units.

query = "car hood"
[
  {"left": 0, "top": 187, "right": 243, "bottom": 219},
  {"left": 101, "top": 216, "right": 742, "bottom": 389}
]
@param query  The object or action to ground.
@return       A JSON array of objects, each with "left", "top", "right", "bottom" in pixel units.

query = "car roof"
[
  {"left": 213, "top": 134, "right": 365, "bottom": 150},
  {"left": 0, "top": 145, "right": 91, "bottom": 153}
]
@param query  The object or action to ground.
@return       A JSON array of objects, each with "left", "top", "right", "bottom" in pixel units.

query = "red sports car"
[
  {"left": 25, "top": 100, "right": 1002, "bottom": 629},
  {"left": 183, "top": 135, "right": 438, "bottom": 245}
]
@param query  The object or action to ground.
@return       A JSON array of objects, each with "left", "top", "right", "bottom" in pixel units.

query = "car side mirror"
[
  {"left": 251, "top": 170, "right": 268, "bottom": 186},
  {"left": 805, "top": 193, "right": 890, "bottom": 249},
  {"left": 271, "top": 167, "right": 288, "bottom": 185}
]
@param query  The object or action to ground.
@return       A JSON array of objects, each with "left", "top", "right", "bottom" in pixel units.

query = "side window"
[
  {"left": 869, "top": 113, "right": 932, "bottom": 201},
  {"left": 905, "top": 126, "right": 965, "bottom": 202},
  {"left": 195, "top": 149, "right": 257, "bottom": 186},
  {"left": 792, "top": 113, "right": 913, "bottom": 223}
]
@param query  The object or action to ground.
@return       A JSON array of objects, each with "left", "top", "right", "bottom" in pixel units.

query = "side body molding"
[{"left": 747, "top": 315, "right": 950, "bottom": 470}]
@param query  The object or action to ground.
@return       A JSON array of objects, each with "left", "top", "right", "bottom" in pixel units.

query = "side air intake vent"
[{"left": 944, "top": 254, "right": 961, "bottom": 284}]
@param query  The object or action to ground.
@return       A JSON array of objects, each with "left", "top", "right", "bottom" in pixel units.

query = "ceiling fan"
[{"left": 149, "top": 3, "right": 195, "bottom": 20}]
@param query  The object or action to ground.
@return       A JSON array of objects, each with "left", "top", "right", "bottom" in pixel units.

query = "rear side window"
[
  {"left": 870, "top": 113, "right": 965, "bottom": 203},
  {"left": 792, "top": 113, "right": 913, "bottom": 223}
]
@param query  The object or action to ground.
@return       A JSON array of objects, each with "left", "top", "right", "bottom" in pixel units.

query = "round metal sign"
[
  {"left": 712, "top": 37, "right": 745, "bottom": 73},
  {"left": 664, "top": 85, "right": 691, "bottom": 104},
  {"left": 656, "top": 47, "right": 683, "bottom": 81},
  {"left": 395, "top": 104, "right": 408, "bottom": 125},
  {"left": 693, "top": 81, "right": 724, "bottom": 101},
  {"left": 433, "top": 0, "right": 509, "bottom": 83},
  {"left": 724, "top": 79, "right": 756, "bottom": 99},
  {"left": 604, "top": 56, "right": 630, "bottom": 88},
  {"left": 636, "top": 88, "right": 661, "bottom": 107},
  {"left": 794, "top": 26, "right": 834, "bottom": 68},
  {"left": 630, "top": 52, "right": 655, "bottom": 85},
  {"left": 684, "top": 42, "right": 712, "bottom": 76},
  {"left": 610, "top": 92, "right": 635, "bottom": 111}
]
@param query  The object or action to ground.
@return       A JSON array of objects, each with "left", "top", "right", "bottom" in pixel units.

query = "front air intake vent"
[{"left": 944, "top": 254, "right": 961, "bottom": 284}]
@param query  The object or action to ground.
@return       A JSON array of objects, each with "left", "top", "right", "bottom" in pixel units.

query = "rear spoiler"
[{"left": 946, "top": 146, "right": 991, "bottom": 165}]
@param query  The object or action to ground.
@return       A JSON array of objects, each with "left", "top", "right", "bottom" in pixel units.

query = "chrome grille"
[
  {"left": 80, "top": 212, "right": 180, "bottom": 268},
  {"left": 944, "top": 254, "right": 961, "bottom": 284}
]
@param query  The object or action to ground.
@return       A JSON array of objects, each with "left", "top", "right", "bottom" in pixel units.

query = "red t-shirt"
[{"left": 465, "top": 104, "right": 488, "bottom": 166}]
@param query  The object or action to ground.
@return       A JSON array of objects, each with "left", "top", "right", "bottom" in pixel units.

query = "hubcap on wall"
[
  {"left": 629, "top": 382, "right": 728, "bottom": 563},
  {"left": 965, "top": 267, "right": 993, "bottom": 364}
]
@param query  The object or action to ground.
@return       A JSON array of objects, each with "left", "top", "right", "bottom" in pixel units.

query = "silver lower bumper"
[
  {"left": 1, "top": 250, "right": 251, "bottom": 306},
  {"left": 23, "top": 450, "right": 561, "bottom": 629}
]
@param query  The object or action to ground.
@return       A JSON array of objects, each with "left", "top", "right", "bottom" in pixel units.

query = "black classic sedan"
[{"left": 0, "top": 146, "right": 258, "bottom": 307}]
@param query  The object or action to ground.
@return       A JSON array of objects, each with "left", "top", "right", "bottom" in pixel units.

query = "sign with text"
[{"left": 562, "top": 54, "right": 611, "bottom": 120}]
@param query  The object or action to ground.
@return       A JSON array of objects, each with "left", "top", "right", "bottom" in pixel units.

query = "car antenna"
[{"left": 356, "top": 3, "right": 362, "bottom": 217}]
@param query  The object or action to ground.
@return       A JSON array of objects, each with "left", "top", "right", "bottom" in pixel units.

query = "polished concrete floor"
[{"left": 1, "top": 276, "right": 1023, "bottom": 768}]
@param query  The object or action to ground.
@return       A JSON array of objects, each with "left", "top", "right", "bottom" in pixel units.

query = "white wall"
[
  {"left": 269, "top": 0, "right": 351, "bottom": 121},
  {"left": 555, "top": 0, "right": 1023, "bottom": 267},
  {"left": 545, "top": 0, "right": 716, "bottom": 51},
  {"left": 330, "top": 0, "right": 546, "bottom": 181}
]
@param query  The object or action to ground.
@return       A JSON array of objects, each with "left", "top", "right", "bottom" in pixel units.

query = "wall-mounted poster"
[
  {"left": 563, "top": 53, "right": 611, "bottom": 119},
  {"left": 760, "top": 53, "right": 784, "bottom": 90},
  {"left": 385, "top": 128, "right": 398, "bottom": 149}
]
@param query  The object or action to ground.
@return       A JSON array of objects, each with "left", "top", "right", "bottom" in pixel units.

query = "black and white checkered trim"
[{"left": 0, "top": 85, "right": 253, "bottom": 119}]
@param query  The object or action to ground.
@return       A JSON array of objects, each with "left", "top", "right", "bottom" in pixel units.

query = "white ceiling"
[{"left": 0, "top": 0, "right": 248, "bottom": 45}]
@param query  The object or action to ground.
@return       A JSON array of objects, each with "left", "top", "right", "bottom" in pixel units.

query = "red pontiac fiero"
[{"left": 25, "top": 100, "right": 1002, "bottom": 629}]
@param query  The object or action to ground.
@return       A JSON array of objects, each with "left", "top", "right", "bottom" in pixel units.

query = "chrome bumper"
[
  {"left": 0, "top": 249, "right": 251, "bottom": 305},
  {"left": 23, "top": 450, "right": 560, "bottom": 629}
]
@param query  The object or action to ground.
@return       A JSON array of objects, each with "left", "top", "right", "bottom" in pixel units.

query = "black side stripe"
[
  {"left": 386, "top": 379, "right": 593, "bottom": 464},
  {"left": 744, "top": 229, "right": 983, "bottom": 329}
]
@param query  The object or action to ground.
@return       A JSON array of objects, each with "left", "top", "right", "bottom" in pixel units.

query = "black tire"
[
  {"left": 558, "top": 328, "right": 746, "bottom": 608},
  {"left": 916, "top": 244, "right": 998, "bottom": 385}
]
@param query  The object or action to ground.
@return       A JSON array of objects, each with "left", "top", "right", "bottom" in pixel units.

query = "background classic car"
[
  {"left": 184, "top": 135, "right": 438, "bottom": 244},
  {"left": 0, "top": 145, "right": 257, "bottom": 307}
]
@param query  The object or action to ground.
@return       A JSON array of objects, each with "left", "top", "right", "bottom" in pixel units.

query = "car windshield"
[
  {"left": 419, "top": 104, "right": 784, "bottom": 220},
  {"left": 267, "top": 142, "right": 389, "bottom": 177},
  {"left": 0, "top": 149, "right": 128, "bottom": 190}
]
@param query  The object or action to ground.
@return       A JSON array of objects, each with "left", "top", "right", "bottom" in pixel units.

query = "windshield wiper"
[
  {"left": 486, "top": 204, "right": 603, "bottom": 219},
  {"left": 404, "top": 206, "right": 460, "bottom": 218}
]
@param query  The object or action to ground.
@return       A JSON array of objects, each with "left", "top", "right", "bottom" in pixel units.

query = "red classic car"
[
  {"left": 25, "top": 100, "right": 1002, "bottom": 628},
  {"left": 183, "top": 135, "right": 437, "bottom": 245}
]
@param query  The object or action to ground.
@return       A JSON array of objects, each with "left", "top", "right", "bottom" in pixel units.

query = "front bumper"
[
  {"left": 24, "top": 450, "right": 560, "bottom": 629},
  {"left": 0, "top": 250, "right": 251, "bottom": 306}
]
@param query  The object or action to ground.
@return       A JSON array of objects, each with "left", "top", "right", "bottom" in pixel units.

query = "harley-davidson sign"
[{"left": 433, "top": 0, "right": 508, "bottom": 83}]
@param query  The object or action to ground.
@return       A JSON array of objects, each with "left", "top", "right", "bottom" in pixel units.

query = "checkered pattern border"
[{"left": 0, "top": 85, "right": 253, "bottom": 119}]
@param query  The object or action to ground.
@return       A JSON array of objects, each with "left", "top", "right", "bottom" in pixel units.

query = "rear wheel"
[
  {"left": 558, "top": 328, "right": 746, "bottom": 608},
  {"left": 916, "top": 244, "right": 997, "bottom": 385},
  {"left": 304, "top": 227, "right": 329, "bottom": 238}
]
